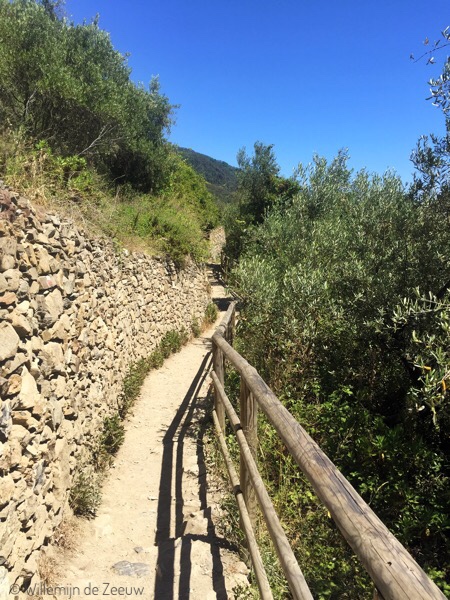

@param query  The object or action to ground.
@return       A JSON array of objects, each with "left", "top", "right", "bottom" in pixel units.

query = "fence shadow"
[{"left": 153, "top": 350, "right": 234, "bottom": 600}]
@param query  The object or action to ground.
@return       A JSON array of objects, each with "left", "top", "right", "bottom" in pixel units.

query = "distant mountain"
[{"left": 177, "top": 147, "right": 239, "bottom": 204}]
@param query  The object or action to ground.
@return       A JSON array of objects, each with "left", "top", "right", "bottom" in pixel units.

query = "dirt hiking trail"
[{"left": 52, "top": 268, "right": 248, "bottom": 600}]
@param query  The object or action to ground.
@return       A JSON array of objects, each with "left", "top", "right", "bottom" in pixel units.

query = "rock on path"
[{"left": 50, "top": 272, "right": 248, "bottom": 599}]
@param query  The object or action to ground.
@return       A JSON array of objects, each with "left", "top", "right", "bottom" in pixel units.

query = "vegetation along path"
[{"left": 55, "top": 270, "right": 248, "bottom": 599}]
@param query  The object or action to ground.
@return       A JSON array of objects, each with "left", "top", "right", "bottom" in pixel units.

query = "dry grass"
[
  {"left": 23, "top": 515, "right": 80, "bottom": 599},
  {"left": 51, "top": 515, "right": 79, "bottom": 553},
  {"left": 1, "top": 134, "right": 208, "bottom": 261}
]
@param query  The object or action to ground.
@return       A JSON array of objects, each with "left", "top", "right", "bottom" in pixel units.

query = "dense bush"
[
  {"left": 230, "top": 151, "right": 450, "bottom": 596},
  {"left": 0, "top": 1, "right": 218, "bottom": 261},
  {"left": 0, "top": 0, "right": 173, "bottom": 191},
  {"left": 163, "top": 155, "right": 219, "bottom": 230}
]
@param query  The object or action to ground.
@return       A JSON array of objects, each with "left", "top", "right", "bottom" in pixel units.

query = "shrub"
[
  {"left": 191, "top": 317, "right": 201, "bottom": 337},
  {"left": 147, "top": 349, "right": 164, "bottom": 371},
  {"left": 69, "top": 471, "right": 101, "bottom": 519},
  {"left": 160, "top": 330, "right": 183, "bottom": 357},
  {"left": 120, "top": 358, "right": 150, "bottom": 417},
  {"left": 101, "top": 414, "right": 125, "bottom": 457},
  {"left": 112, "top": 194, "right": 210, "bottom": 263},
  {"left": 204, "top": 302, "right": 218, "bottom": 325}
]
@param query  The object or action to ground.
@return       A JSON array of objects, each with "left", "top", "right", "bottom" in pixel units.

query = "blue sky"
[{"left": 64, "top": 0, "right": 449, "bottom": 182}]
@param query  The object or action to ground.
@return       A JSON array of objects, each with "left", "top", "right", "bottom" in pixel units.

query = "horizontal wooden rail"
[{"left": 211, "top": 302, "right": 445, "bottom": 600}]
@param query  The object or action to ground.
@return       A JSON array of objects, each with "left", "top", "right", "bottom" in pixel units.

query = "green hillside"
[{"left": 177, "top": 147, "right": 239, "bottom": 204}]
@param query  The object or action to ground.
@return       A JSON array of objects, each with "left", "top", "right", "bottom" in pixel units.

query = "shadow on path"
[{"left": 154, "top": 350, "right": 235, "bottom": 600}]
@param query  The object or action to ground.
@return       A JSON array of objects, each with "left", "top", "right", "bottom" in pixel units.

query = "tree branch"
[{"left": 76, "top": 124, "right": 118, "bottom": 156}]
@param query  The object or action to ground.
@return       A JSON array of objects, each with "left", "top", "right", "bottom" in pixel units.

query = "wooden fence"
[{"left": 210, "top": 301, "right": 446, "bottom": 600}]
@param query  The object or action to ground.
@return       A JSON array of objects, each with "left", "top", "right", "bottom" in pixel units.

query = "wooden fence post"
[
  {"left": 240, "top": 378, "right": 258, "bottom": 528},
  {"left": 229, "top": 307, "right": 236, "bottom": 346},
  {"left": 213, "top": 342, "right": 225, "bottom": 432}
]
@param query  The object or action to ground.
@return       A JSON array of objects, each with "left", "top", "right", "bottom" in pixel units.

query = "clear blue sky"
[{"left": 64, "top": 0, "right": 449, "bottom": 182}]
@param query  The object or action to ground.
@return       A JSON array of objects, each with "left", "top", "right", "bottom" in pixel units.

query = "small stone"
[
  {"left": 68, "top": 353, "right": 80, "bottom": 374},
  {"left": 52, "top": 450, "right": 70, "bottom": 501},
  {"left": 12, "top": 411, "right": 39, "bottom": 429},
  {"left": 26, "top": 266, "right": 39, "bottom": 281},
  {"left": 40, "top": 342, "right": 65, "bottom": 376},
  {"left": 44, "top": 223, "right": 57, "bottom": 239},
  {"left": 2, "top": 352, "right": 29, "bottom": 376},
  {"left": 9, "top": 310, "right": 32, "bottom": 338},
  {"left": 36, "top": 233, "right": 50, "bottom": 245},
  {"left": 29, "top": 280, "right": 39, "bottom": 295},
  {"left": 0, "top": 219, "right": 10, "bottom": 235},
  {"left": 0, "top": 291, "right": 17, "bottom": 306},
  {"left": 53, "top": 270, "right": 65, "bottom": 288},
  {"left": 0, "top": 237, "right": 16, "bottom": 256},
  {"left": 0, "top": 475, "right": 15, "bottom": 506},
  {"left": 7, "top": 374, "right": 22, "bottom": 395},
  {"left": 0, "top": 400, "right": 12, "bottom": 441},
  {"left": 18, "top": 248, "right": 32, "bottom": 268},
  {"left": 2, "top": 268, "right": 20, "bottom": 290},
  {"left": 63, "top": 277, "right": 75, "bottom": 295},
  {"left": 1, "top": 255, "right": 15, "bottom": 271},
  {"left": 112, "top": 561, "right": 151, "bottom": 577},
  {"left": 16, "top": 367, "right": 41, "bottom": 410},
  {"left": 30, "top": 393, "right": 46, "bottom": 418},
  {"left": 63, "top": 240, "right": 76, "bottom": 256},
  {"left": 36, "top": 288, "right": 63, "bottom": 326},
  {"left": 0, "top": 323, "right": 20, "bottom": 361},
  {"left": 182, "top": 511, "right": 210, "bottom": 536},
  {"left": 16, "top": 301, "right": 30, "bottom": 314},
  {"left": 45, "top": 313, "right": 71, "bottom": 341},
  {"left": 134, "top": 547, "right": 152, "bottom": 554},
  {"left": 0, "top": 274, "right": 7, "bottom": 293},
  {"left": 30, "top": 336, "right": 42, "bottom": 352},
  {"left": 25, "top": 442, "right": 39, "bottom": 457},
  {"left": 21, "top": 550, "right": 40, "bottom": 581},
  {"left": 49, "top": 399, "right": 63, "bottom": 430},
  {"left": 49, "top": 215, "right": 61, "bottom": 227},
  {"left": 0, "top": 439, "right": 22, "bottom": 470},
  {"left": 17, "top": 279, "right": 30, "bottom": 297},
  {"left": 23, "top": 244, "right": 37, "bottom": 266},
  {"left": 38, "top": 275, "right": 57, "bottom": 290},
  {"left": 49, "top": 257, "right": 60, "bottom": 273},
  {"left": 63, "top": 406, "right": 77, "bottom": 420},
  {"left": 52, "top": 376, "right": 66, "bottom": 398}
]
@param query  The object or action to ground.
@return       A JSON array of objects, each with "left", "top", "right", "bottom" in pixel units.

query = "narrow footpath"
[{"left": 53, "top": 269, "right": 248, "bottom": 600}]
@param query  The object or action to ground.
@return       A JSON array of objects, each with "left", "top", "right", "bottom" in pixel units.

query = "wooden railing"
[{"left": 210, "top": 301, "right": 446, "bottom": 600}]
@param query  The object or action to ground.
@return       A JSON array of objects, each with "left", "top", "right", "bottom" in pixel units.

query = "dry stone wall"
[{"left": 0, "top": 186, "right": 210, "bottom": 591}]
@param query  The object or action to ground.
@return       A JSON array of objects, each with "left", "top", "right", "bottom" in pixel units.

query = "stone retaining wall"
[{"left": 0, "top": 187, "right": 210, "bottom": 592}]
